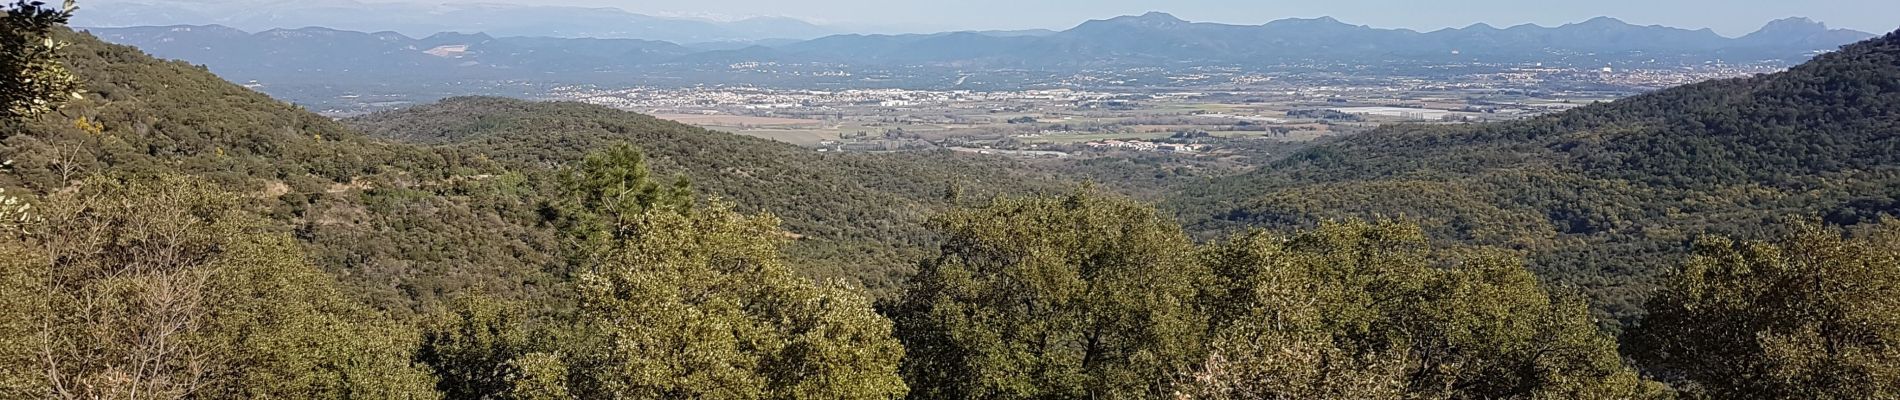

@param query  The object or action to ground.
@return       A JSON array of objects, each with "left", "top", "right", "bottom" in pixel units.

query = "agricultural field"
[{"left": 572, "top": 85, "right": 1599, "bottom": 157}]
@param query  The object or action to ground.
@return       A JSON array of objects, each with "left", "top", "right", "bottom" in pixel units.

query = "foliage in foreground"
[
  {"left": 0, "top": 0, "right": 82, "bottom": 119},
  {"left": 892, "top": 192, "right": 1208, "bottom": 398},
  {"left": 893, "top": 191, "right": 1665, "bottom": 399},
  {"left": 6, "top": 6, "right": 1900, "bottom": 397},
  {"left": 1631, "top": 220, "right": 1900, "bottom": 399},
  {"left": 0, "top": 175, "right": 438, "bottom": 398},
  {"left": 1205, "top": 221, "right": 1670, "bottom": 399},
  {"left": 416, "top": 146, "right": 909, "bottom": 399}
]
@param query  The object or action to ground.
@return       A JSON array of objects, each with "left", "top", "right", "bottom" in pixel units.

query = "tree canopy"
[
  {"left": 1192, "top": 221, "right": 1661, "bottom": 399},
  {"left": 893, "top": 191, "right": 1208, "bottom": 398},
  {"left": 1631, "top": 219, "right": 1900, "bottom": 399},
  {"left": 0, "top": 0, "right": 81, "bottom": 119},
  {"left": 0, "top": 175, "right": 438, "bottom": 398},
  {"left": 4, "top": 6, "right": 1900, "bottom": 399},
  {"left": 416, "top": 145, "right": 909, "bottom": 399}
]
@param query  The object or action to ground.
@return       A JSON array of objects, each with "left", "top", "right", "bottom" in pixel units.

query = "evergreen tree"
[
  {"left": 1631, "top": 219, "right": 1900, "bottom": 399},
  {"left": 417, "top": 296, "right": 547, "bottom": 399},
  {"left": 427, "top": 145, "right": 908, "bottom": 399},
  {"left": 566, "top": 201, "right": 906, "bottom": 399},
  {"left": 549, "top": 143, "right": 692, "bottom": 257},
  {"left": 567, "top": 146, "right": 906, "bottom": 399},
  {"left": 0, "top": 175, "right": 438, "bottom": 399},
  {"left": 1191, "top": 221, "right": 1661, "bottom": 399},
  {"left": 892, "top": 191, "right": 1209, "bottom": 399}
]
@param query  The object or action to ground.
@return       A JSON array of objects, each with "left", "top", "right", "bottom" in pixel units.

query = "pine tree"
[{"left": 435, "top": 145, "right": 908, "bottom": 399}]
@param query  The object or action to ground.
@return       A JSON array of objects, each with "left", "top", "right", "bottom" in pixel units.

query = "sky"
[
  {"left": 539, "top": 0, "right": 1900, "bottom": 36},
  {"left": 82, "top": 0, "right": 1900, "bottom": 36}
]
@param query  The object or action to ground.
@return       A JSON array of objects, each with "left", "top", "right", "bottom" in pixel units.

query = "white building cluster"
[
  {"left": 545, "top": 86, "right": 1127, "bottom": 113},
  {"left": 1085, "top": 140, "right": 1201, "bottom": 153}
]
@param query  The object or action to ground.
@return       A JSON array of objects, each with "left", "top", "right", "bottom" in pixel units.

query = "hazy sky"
[{"left": 533, "top": 0, "right": 1899, "bottom": 36}]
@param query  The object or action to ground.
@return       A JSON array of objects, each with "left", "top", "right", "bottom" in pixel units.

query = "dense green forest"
[
  {"left": 1174, "top": 30, "right": 1900, "bottom": 322},
  {"left": 3, "top": 2, "right": 1899, "bottom": 398},
  {"left": 2, "top": 19, "right": 1088, "bottom": 313},
  {"left": 343, "top": 96, "right": 1082, "bottom": 297}
]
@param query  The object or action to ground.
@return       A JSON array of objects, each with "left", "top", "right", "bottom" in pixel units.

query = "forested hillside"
[
  {"left": 345, "top": 97, "right": 1070, "bottom": 294},
  {"left": 5, "top": 3, "right": 1900, "bottom": 398},
  {"left": 1, "top": 27, "right": 1067, "bottom": 314},
  {"left": 1176, "top": 30, "right": 1900, "bottom": 321}
]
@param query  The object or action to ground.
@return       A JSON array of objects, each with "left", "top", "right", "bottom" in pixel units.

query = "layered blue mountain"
[
  {"left": 78, "top": 0, "right": 839, "bottom": 42},
  {"left": 766, "top": 13, "right": 1874, "bottom": 65},
  {"left": 89, "top": 25, "right": 695, "bottom": 81},
  {"left": 87, "top": 13, "right": 1881, "bottom": 83}
]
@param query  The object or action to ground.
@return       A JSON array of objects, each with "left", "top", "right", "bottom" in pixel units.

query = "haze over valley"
[
  {"left": 6, "top": 1, "right": 1900, "bottom": 398},
  {"left": 84, "top": 12, "right": 1879, "bottom": 156}
]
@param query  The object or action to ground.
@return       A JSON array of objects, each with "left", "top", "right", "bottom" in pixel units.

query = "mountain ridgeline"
[
  {"left": 79, "top": 0, "right": 838, "bottom": 43},
  {"left": 87, "top": 25, "right": 697, "bottom": 83},
  {"left": 6, "top": 5, "right": 1900, "bottom": 399},
  {"left": 776, "top": 13, "right": 1871, "bottom": 66},
  {"left": 86, "top": 14, "right": 1878, "bottom": 85}
]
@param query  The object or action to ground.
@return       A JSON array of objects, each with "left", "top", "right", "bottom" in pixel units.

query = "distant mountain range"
[
  {"left": 77, "top": 0, "right": 841, "bottom": 43},
  {"left": 86, "top": 13, "right": 1879, "bottom": 86},
  {"left": 89, "top": 25, "right": 697, "bottom": 81},
  {"left": 754, "top": 13, "right": 1875, "bottom": 66}
]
